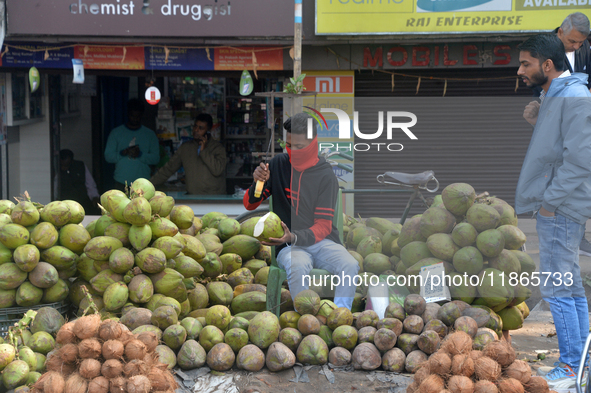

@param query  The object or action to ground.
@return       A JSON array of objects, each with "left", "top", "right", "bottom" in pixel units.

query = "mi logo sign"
[{"left": 303, "top": 75, "right": 354, "bottom": 94}]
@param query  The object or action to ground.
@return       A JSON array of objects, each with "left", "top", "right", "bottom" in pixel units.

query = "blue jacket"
[
  {"left": 104, "top": 125, "right": 160, "bottom": 184},
  {"left": 515, "top": 72, "right": 591, "bottom": 225}
]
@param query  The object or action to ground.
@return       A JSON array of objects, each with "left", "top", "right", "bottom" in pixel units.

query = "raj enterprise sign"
[{"left": 308, "top": 108, "right": 417, "bottom": 152}]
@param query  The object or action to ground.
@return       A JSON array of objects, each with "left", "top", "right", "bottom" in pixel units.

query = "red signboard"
[{"left": 74, "top": 45, "right": 145, "bottom": 70}]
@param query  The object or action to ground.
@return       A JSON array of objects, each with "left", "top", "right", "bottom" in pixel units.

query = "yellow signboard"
[{"left": 316, "top": 0, "right": 591, "bottom": 34}]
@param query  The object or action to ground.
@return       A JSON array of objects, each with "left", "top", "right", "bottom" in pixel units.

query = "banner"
[
  {"left": 316, "top": 0, "right": 591, "bottom": 35},
  {"left": 74, "top": 46, "right": 145, "bottom": 70},
  {"left": 214, "top": 47, "right": 283, "bottom": 71}
]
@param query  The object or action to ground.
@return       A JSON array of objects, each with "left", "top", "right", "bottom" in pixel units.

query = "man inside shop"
[
  {"left": 522, "top": 12, "right": 591, "bottom": 258},
  {"left": 151, "top": 113, "right": 227, "bottom": 195},
  {"left": 104, "top": 98, "right": 160, "bottom": 190},
  {"left": 58, "top": 149, "right": 100, "bottom": 215},
  {"left": 243, "top": 113, "right": 360, "bottom": 310}
]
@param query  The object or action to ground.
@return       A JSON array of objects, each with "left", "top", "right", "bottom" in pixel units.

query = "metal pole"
[{"left": 293, "top": 0, "right": 303, "bottom": 115}]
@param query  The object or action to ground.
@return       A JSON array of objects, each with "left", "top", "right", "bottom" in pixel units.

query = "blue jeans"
[
  {"left": 537, "top": 212, "right": 589, "bottom": 369},
  {"left": 276, "top": 239, "right": 360, "bottom": 310}
]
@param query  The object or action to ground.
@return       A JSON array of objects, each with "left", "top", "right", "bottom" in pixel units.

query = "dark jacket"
[
  {"left": 532, "top": 28, "right": 591, "bottom": 96},
  {"left": 244, "top": 153, "right": 341, "bottom": 254},
  {"left": 60, "top": 160, "right": 97, "bottom": 214}
]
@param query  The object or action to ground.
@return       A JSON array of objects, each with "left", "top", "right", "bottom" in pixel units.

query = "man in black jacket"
[
  {"left": 59, "top": 149, "right": 100, "bottom": 215},
  {"left": 522, "top": 12, "right": 591, "bottom": 257},
  {"left": 243, "top": 113, "right": 360, "bottom": 310}
]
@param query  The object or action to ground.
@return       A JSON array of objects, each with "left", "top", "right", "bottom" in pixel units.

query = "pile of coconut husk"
[
  {"left": 407, "top": 331, "right": 557, "bottom": 393},
  {"left": 31, "top": 314, "right": 178, "bottom": 393}
]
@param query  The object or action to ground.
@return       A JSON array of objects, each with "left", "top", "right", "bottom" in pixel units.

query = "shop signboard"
[
  {"left": 74, "top": 45, "right": 145, "bottom": 69},
  {"left": 0, "top": 44, "right": 73, "bottom": 68},
  {"left": 145, "top": 47, "right": 213, "bottom": 71},
  {"left": 6, "top": 0, "right": 292, "bottom": 37},
  {"left": 316, "top": 0, "right": 590, "bottom": 35},
  {"left": 213, "top": 47, "right": 284, "bottom": 71}
]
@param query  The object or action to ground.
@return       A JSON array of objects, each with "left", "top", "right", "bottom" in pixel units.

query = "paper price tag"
[{"left": 419, "top": 262, "right": 451, "bottom": 303}]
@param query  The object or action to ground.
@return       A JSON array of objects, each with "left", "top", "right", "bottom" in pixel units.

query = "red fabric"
[
  {"left": 287, "top": 137, "right": 319, "bottom": 172},
  {"left": 310, "top": 218, "right": 333, "bottom": 243},
  {"left": 243, "top": 192, "right": 262, "bottom": 211},
  {"left": 315, "top": 206, "right": 334, "bottom": 219}
]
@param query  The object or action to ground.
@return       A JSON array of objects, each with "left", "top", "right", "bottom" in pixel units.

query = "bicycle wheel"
[{"left": 235, "top": 208, "right": 270, "bottom": 224}]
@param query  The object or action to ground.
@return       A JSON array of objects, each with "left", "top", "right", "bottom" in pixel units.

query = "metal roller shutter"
[{"left": 353, "top": 70, "right": 535, "bottom": 218}]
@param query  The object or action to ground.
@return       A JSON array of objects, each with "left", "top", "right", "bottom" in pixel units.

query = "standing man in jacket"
[
  {"left": 515, "top": 34, "right": 591, "bottom": 390},
  {"left": 104, "top": 99, "right": 160, "bottom": 190},
  {"left": 243, "top": 113, "right": 359, "bottom": 310},
  {"left": 151, "top": 114, "right": 227, "bottom": 194},
  {"left": 522, "top": 12, "right": 591, "bottom": 257}
]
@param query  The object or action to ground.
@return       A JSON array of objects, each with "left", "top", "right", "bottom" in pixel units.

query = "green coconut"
[
  {"left": 247, "top": 311, "right": 280, "bottom": 349},
  {"left": 130, "top": 177, "right": 156, "bottom": 200},
  {"left": 0, "top": 223, "right": 30, "bottom": 249},
  {"left": 11, "top": 201, "right": 40, "bottom": 227},
  {"left": 163, "top": 324, "right": 187, "bottom": 350},
  {"left": 176, "top": 339, "right": 206, "bottom": 370},
  {"left": 152, "top": 236, "right": 184, "bottom": 260},
  {"left": 0, "top": 263, "right": 28, "bottom": 290},
  {"left": 452, "top": 246, "right": 484, "bottom": 275},
  {"left": 497, "top": 225, "right": 527, "bottom": 250},
  {"left": 42, "top": 278, "right": 69, "bottom": 303},
  {"left": 30, "top": 307, "right": 64, "bottom": 335},
  {"left": 150, "top": 194, "right": 175, "bottom": 217},
  {"left": 30, "top": 222, "right": 59, "bottom": 249},
  {"left": 400, "top": 241, "right": 433, "bottom": 268},
  {"left": 129, "top": 224, "right": 152, "bottom": 251},
  {"left": 251, "top": 213, "right": 284, "bottom": 242},
  {"left": 426, "top": 233, "right": 459, "bottom": 262},
  {"left": 59, "top": 223, "right": 91, "bottom": 254},
  {"left": 40, "top": 201, "right": 72, "bottom": 227},
  {"left": 476, "top": 229, "right": 505, "bottom": 258},
  {"left": 451, "top": 222, "right": 478, "bottom": 248},
  {"left": 1, "top": 359, "right": 29, "bottom": 389},
  {"left": 466, "top": 204, "right": 501, "bottom": 232},
  {"left": 28, "top": 332, "right": 55, "bottom": 355},
  {"left": 135, "top": 247, "right": 167, "bottom": 274},
  {"left": 181, "top": 317, "right": 203, "bottom": 340},
  {"left": 441, "top": 183, "right": 476, "bottom": 216},
  {"left": 419, "top": 207, "right": 456, "bottom": 238},
  {"left": 84, "top": 236, "right": 123, "bottom": 261},
  {"left": 13, "top": 244, "right": 40, "bottom": 272},
  {"left": 169, "top": 205, "right": 195, "bottom": 230}
]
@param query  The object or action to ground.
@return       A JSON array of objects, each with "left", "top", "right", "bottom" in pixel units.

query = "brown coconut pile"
[
  {"left": 33, "top": 314, "right": 178, "bottom": 393},
  {"left": 407, "top": 333, "right": 540, "bottom": 393}
]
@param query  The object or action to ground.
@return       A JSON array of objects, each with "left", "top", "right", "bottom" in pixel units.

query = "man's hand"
[
  {"left": 263, "top": 222, "right": 292, "bottom": 246},
  {"left": 253, "top": 162, "right": 270, "bottom": 182},
  {"left": 523, "top": 101, "right": 540, "bottom": 126},
  {"left": 539, "top": 206, "right": 555, "bottom": 217},
  {"left": 128, "top": 145, "right": 141, "bottom": 158}
]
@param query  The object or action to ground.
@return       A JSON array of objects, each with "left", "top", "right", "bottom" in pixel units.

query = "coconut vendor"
[
  {"left": 150, "top": 113, "right": 227, "bottom": 195},
  {"left": 243, "top": 112, "right": 360, "bottom": 310},
  {"left": 104, "top": 98, "right": 160, "bottom": 191},
  {"left": 515, "top": 33, "right": 591, "bottom": 390}
]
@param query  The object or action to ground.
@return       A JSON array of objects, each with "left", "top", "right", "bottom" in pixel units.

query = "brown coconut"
[
  {"left": 524, "top": 376, "right": 549, "bottom": 393},
  {"left": 147, "top": 367, "right": 170, "bottom": 391},
  {"left": 42, "top": 371, "right": 66, "bottom": 393},
  {"left": 124, "top": 360, "right": 150, "bottom": 378},
  {"left": 78, "top": 338, "right": 103, "bottom": 359},
  {"left": 418, "top": 374, "right": 445, "bottom": 393},
  {"left": 137, "top": 332, "right": 159, "bottom": 353},
  {"left": 413, "top": 366, "right": 431, "bottom": 385},
  {"left": 125, "top": 339, "right": 148, "bottom": 360},
  {"left": 406, "top": 381, "right": 419, "bottom": 393},
  {"left": 469, "top": 350, "right": 484, "bottom": 362},
  {"left": 443, "top": 331, "right": 473, "bottom": 356},
  {"left": 45, "top": 354, "right": 77, "bottom": 376},
  {"left": 447, "top": 375, "right": 475, "bottom": 393},
  {"left": 102, "top": 359, "right": 124, "bottom": 379},
  {"left": 59, "top": 343, "right": 79, "bottom": 363},
  {"left": 483, "top": 340, "right": 516, "bottom": 368},
  {"left": 474, "top": 380, "right": 499, "bottom": 393},
  {"left": 127, "top": 375, "right": 152, "bottom": 393},
  {"left": 497, "top": 378, "right": 525, "bottom": 393},
  {"left": 474, "top": 356, "right": 502, "bottom": 381},
  {"left": 99, "top": 320, "right": 123, "bottom": 341},
  {"left": 88, "top": 376, "right": 110, "bottom": 393},
  {"left": 103, "top": 339, "right": 125, "bottom": 360},
  {"left": 74, "top": 314, "right": 102, "bottom": 339},
  {"left": 65, "top": 373, "right": 88, "bottom": 393},
  {"left": 428, "top": 351, "right": 452, "bottom": 375},
  {"left": 452, "top": 354, "right": 475, "bottom": 378},
  {"left": 80, "top": 358, "right": 102, "bottom": 379},
  {"left": 503, "top": 360, "right": 531, "bottom": 385},
  {"left": 56, "top": 321, "right": 77, "bottom": 345},
  {"left": 109, "top": 376, "right": 127, "bottom": 393}
]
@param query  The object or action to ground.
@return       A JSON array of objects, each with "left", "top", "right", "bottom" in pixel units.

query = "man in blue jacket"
[{"left": 515, "top": 34, "right": 591, "bottom": 390}]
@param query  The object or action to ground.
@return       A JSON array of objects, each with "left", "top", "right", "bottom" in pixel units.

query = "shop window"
[
  {"left": 60, "top": 75, "right": 81, "bottom": 118},
  {"left": 6, "top": 73, "right": 46, "bottom": 126}
]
